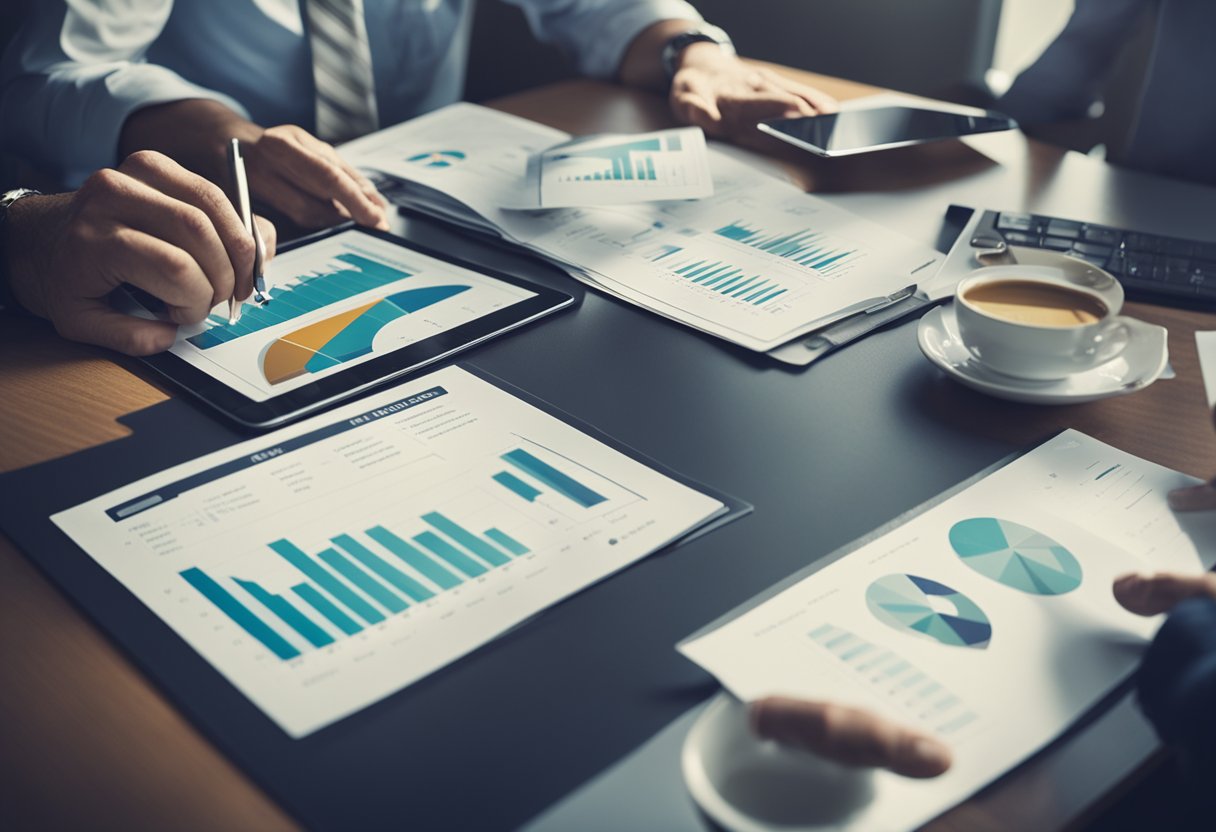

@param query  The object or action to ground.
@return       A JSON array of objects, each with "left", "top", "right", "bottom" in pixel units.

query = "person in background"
[
  {"left": 0, "top": 1, "right": 836, "bottom": 231},
  {"left": 1, "top": 151, "right": 276, "bottom": 355},
  {"left": 998, "top": 0, "right": 1216, "bottom": 186}
]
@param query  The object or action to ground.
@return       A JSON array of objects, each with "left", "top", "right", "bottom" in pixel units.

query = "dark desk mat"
[{"left": 0, "top": 372, "right": 750, "bottom": 831}]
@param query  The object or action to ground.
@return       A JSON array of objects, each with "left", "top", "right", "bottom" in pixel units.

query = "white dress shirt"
[{"left": 0, "top": 0, "right": 702, "bottom": 185}]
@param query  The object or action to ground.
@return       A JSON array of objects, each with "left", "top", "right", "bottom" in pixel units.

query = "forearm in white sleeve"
[
  {"left": 0, "top": 0, "right": 248, "bottom": 186},
  {"left": 507, "top": 0, "right": 705, "bottom": 80}
]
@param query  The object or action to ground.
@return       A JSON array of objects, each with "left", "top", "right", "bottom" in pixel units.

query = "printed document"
[{"left": 680, "top": 430, "right": 1216, "bottom": 831}]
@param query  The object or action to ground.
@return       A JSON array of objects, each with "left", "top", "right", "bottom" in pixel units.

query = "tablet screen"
[
  {"left": 759, "top": 107, "right": 1017, "bottom": 157},
  {"left": 169, "top": 229, "right": 538, "bottom": 403}
]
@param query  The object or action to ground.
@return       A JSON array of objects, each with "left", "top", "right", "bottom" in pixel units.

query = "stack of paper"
[{"left": 343, "top": 104, "right": 941, "bottom": 353}]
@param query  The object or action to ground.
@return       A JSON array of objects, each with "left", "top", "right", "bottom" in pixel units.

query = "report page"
[
  {"left": 54, "top": 367, "right": 725, "bottom": 737},
  {"left": 680, "top": 430, "right": 1216, "bottom": 831}
]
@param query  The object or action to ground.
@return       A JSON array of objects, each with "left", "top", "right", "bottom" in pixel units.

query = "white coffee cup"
[{"left": 954, "top": 265, "right": 1136, "bottom": 380}]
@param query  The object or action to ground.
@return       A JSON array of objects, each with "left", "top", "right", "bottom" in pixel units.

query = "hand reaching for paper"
[
  {"left": 241, "top": 125, "right": 391, "bottom": 231},
  {"left": 670, "top": 45, "right": 837, "bottom": 141},
  {"left": 749, "top": 696, "right": 953, "bottom": 779}
]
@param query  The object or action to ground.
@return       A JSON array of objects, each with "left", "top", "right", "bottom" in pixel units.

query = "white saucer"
[
  {"left": 917, "top": 305, "right": 1169, "bottom": 405},
  {"left": 682, "top": 694, "right": 875, "bottom": 832}
]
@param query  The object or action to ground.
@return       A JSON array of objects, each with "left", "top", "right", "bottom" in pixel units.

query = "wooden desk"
[{"left": 1, "top": 68, "right": 1213, "bottom": 830}]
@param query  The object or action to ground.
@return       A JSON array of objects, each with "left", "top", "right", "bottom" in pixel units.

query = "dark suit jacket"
[
  {"left": 1138, "top": 597, "right": 1216, "bottom": 795},
  {"left": 999, "top": 0, "right": 1216, "bottom": 185}
]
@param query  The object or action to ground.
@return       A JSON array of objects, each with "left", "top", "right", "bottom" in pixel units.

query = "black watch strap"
[{"left": 661, "top": 26, "right": 735, "bottom": 83}]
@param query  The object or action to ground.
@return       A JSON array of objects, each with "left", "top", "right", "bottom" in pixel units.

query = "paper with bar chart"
[
  {"left": 168, "top": 229, "right": 536, "bottom": 401},
  {"left": 341, "top": 104, "right": 942, "bottom": 352},
  {"left": 53, "top": 366, "right": 726, "bottom": 736},
  {"left": 680, "top": 430, "right": 1216, "bottom": 832},
  {"left": 527, "top": 128, "right": 713, "bottom": 207},
  {"left": 524, "top": 165, "right": 941, "bottom": 350}
]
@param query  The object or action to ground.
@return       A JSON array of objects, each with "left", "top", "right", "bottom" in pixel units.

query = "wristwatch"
[
  {"left": 661, "top": 25, "right": 736, "bottom": 83},
  {"left": 0, "top": 188, "right": 43, "bottom": 311}
]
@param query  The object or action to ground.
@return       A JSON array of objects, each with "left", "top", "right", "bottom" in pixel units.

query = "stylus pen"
[{"left": 226, "top": 138, "right": 270, "bottom": 324}]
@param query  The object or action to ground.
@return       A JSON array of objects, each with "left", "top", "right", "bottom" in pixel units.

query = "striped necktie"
[{"left": 305, "top": 0, "right": 380, "bottom": 143}]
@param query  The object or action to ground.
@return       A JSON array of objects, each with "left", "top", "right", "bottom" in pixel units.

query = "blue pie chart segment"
[
  {"left": 950, "top": 518, "right": 1082, "bottom": 596},
  {"left": 865, "top": 574, "right": 992, "bottom": 649}
]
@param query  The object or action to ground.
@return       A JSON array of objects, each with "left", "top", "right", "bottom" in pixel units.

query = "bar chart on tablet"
[{"left": 169, "top": 230, "right": 536, "bottom": 402}]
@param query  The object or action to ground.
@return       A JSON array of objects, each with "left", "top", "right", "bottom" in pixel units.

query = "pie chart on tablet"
[
  {"left": 949, "top": 517, "right": 1083, "bottom": 595},
  {"left": 865, "top": 574, "right": 991, "bottom": 649}
]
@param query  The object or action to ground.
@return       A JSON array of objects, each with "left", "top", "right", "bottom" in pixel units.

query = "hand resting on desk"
[
  {"left": 121, "top": 101, "right": 391, "bottom": 234},
  {"left": 669, "top": 44, "right": 838, "bottom": 141},
  {"left": 4, "top": 151, "right": 277, "bottom": 356}
]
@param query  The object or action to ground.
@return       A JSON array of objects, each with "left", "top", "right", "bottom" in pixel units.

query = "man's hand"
[
  {"left": 241, "top": 124, "right": 390, "bottom": 231},
  {"left": 749, "top": 696, "right": 952, "bottom": 779},
  {"left": 1167, "top": 482, "right": 1216, "bottom": 512},
  {"left": 1113, "top": 571, "right": 1216, "bottom": 616},
  {"left": 121, "top": 100, "right": 389, "bottom": 232},
  {"left": 5, "top": 151, "right": 277, "bottom": 356},
  {"left": 670, "top": 45, "right": 837, "bottom": 140}
]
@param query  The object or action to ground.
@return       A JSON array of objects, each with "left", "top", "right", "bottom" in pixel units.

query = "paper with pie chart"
[
  {"left": 168, "top": 229, "right": 537, "bottom": 401},
  {"left": 680, "top": 429, "right": 1216, "bottom": 832}
]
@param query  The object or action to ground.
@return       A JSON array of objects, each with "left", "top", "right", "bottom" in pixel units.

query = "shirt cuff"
[{"left": 570, "top": 0, "right": 704, "bottom": 79}]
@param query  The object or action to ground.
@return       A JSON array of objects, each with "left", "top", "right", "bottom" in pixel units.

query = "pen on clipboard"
[{"left": 226, "top": 138, "right": 270, "bottom": 324}]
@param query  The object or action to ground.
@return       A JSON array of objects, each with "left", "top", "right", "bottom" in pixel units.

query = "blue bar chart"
[
  {"left": 551, "top": 137, "right": 665, "bottom": 182},
  {"left": 808, "top": 623, "right": 978, "bottom": 736},
  {"left": 715, "top": 220, "right": 858, "bottom": 276},
  {"left": 189, "top": 253, "right": 412, "bottom": 349},
  {"left": 179, "top": 510, "right": 531, "bottom": 660},
  {"left": 650, "top": 249, "right": 789, "bottom": 306},
  {"left": 497, "top": 448, "right": 608, "bottom": 508},
  {"left": 59, "top": 365, "right": 725, "bottom": 736}
]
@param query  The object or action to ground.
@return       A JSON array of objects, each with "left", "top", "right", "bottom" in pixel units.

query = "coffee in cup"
[
  {"left": 962, "top": 280, "right": 1108, "bottom": 328},
  {"left": 953, "top": 266, "right": 1136, "bottom": 380}
]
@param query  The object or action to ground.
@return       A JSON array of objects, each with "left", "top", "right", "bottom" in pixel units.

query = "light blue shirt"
[{"left": 0, "top": 0, "right": 702, "bottom": 185}]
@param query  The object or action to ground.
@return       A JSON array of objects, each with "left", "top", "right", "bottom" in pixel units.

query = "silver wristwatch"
[{"left": 661, "top": 25, "right": 736, "bottom": 82}]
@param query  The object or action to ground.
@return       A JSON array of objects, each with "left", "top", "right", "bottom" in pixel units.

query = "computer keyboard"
[{"left": 970, "top": 208, "right": 1216, "bottom": 310}]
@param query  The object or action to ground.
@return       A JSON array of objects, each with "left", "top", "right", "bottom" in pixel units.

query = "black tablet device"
[
  {"left": 757, "top": 106, "right": 1018, "bottom": 157},
  {"left": 140, "top": 225, "right": 574, "bottom": 428}
]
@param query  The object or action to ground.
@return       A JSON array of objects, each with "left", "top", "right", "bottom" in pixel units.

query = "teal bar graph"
[
  {"left": 715, "top": 220, "right": 857, "bottom": 274},
  {"left": 188, "top": 253, "right": 412, "bottom": 349},
  {"left": 413, "top": 531, "right": 489, "bottom": 577},
  {"left": 656, "top": 250, "right": 789, "bottom": 306},
  {"left": 366, "top": 526, "right": 462, "bottom": 590},
  {"left": 493, "top": 471, "right": 541, "bottom": 502},
  {"left": 292, "top": 583, "right": 363, "bottom": 635},
  {"left": 485, "top": 528, "right": 529, "bottom": 556},
  {"left": 180, "top": 568, "right": 301, "bottom": 659},
  {"left": 421, "top": 512, "right": 511, "bottom": 567},
  {"left": 557, "top": 137, "right": 665, "bottom": 182},
  {"left": 331, "top": 534, "right": 436, "bottom": 602},
  {"left": 268, "top": 539, "right": 385, "bottom": 624},
  {"left": 235, "top": 578, "right": 335, "bottom": 648},
  {"left": 317, "top": 547, "right": 408, "bottom": 614},
  {"left": 502, "top": 449, "right": 607, "bottom": 508}
]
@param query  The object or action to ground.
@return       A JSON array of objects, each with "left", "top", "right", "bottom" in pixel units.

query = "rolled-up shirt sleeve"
[
  {"left": 0, "top": 0, "right": 248, "bottom": 186},
  {"left": 508, "top": 0, "right": 705, "bottom": 80}
]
